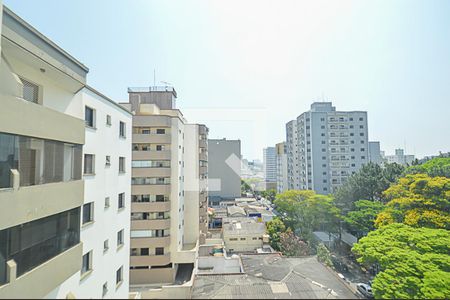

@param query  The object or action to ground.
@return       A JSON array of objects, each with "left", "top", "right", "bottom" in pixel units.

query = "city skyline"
[{"left": 4, "top": 0, "right": 450, "bottom": 160}]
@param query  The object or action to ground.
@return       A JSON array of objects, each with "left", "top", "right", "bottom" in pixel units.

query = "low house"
[{"left": 223, "top": 219, "right": 266, "bottom": 253}]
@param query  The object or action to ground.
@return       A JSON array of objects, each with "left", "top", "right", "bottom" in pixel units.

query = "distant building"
[
  {"left": 263, "top": 147, "right": 277, "bottom": 190},
  {"left": 275, "top": 142, "right": 288, "bottom": 193},
  {"left": 208, "top": 138, "right": 241, "bottom": 204},
  {"left": 383, "top": 148, "right": 415, "bottom": 165},
  {"left": 368, "top": 141, "right": 383, "bottom": 164},
  {"left": 286, "top": 102, "right": 370, "bottom": 194}
]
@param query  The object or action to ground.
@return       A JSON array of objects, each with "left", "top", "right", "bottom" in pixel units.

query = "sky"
[{"left": 4, "top": 0, "right": 450, "bottom": 160}]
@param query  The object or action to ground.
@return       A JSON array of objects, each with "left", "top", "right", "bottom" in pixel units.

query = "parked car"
[{"left": 356, "top": 283, "right": 374, "bottom": 299}]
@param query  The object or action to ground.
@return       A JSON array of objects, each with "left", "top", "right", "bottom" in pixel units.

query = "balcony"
[
  {"left": 132, "top": 133, "right": 171, "bottom": 144},
  {"left": 130, "top": 253, "right": 171, "bottom": 266},
  {"left": 130, "top": 236, "right": 170, "bottom": 248},
  {"left": 199, "top": 139, "right": 207, "bottom": 148},
  {"left": 132, "top": 184, "right": 170, "bottom": 195},
  {"left": 132, "top": 150, "right": 171, "bottom": 160},
  {"left": 132, "top": 201, "right": 171, "bottom": 213},
  {"left": 0, "top": 179, "right": 84, "bottom": 229},
  {"left": 132, "top": 168, "right": 171, "bottom": 178},
  {"left": 131, "top": 219, "right": 171, "bottom": 230},
  {"left": 199, "top": 152, "right": 207, "bottom": 161},
  {"left": 0, "top": 95, "right": 85, "bottom": 145},
  {"left": 0, "top": 243, "right": 82, "bottom": 299}
]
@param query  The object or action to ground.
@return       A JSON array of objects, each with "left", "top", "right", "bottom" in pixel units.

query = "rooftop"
[
  {"left": 223, "top": 220, "right": 265, "bottom": 236},
  {"left": 192, "top": 254, "right": 357, "bottom": 299},
  {"left": 127, "top": 86, "right": 177, "bottom": 97}
]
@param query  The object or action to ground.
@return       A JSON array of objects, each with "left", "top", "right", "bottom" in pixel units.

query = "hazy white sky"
[{"left": 5, "top": 0, "right": 450, "bottom": 160}]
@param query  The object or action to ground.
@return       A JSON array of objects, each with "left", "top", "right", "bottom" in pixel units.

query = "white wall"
[{"left": 46, "top": 88, "right": 132, "bottom": 299}]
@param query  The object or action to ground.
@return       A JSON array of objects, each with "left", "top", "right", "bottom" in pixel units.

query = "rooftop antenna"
[{"left": 153, "top": 69, "right": 156, "bottom": 87}]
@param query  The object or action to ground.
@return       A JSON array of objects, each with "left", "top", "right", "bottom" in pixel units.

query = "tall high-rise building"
[
  {"left": 208, "top": 138, "right": 241, "bottom": 205},
  {"left": 263, "top": 147, "right": 277, "bottom": 190},
  {"left": 275, "top": 142, "right": 288, "bottom": 193},
  {"left": 286, "top": 102, "right": 370, "bottom": 194},
  {"left": 122, "top": 87, "right": 208, "bottom": 287},
  {"left": 0, "top": 6, "right": 132, "bottom": 298}
]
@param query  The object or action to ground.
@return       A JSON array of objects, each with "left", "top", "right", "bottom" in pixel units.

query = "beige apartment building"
[
  {"left": 0, "top": 6, "right": 132, "bottom": 298},
  {"left": 121, "top": 87, "right": 208, "bottom": 287},
  {"left": 0, "top": 6, "right": 86, "bottom": 298}
]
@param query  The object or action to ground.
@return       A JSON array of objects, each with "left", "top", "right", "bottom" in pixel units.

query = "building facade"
[
  {"left": 275, "top": 142, "right": 288, "bottom": 193},
  {"left": 122, "top": 87, "right": 207, "bottom": 286},
  {"left": 0, "top": 6, "right": 131, "bottom": 298},
  {"left": 263, "top": 147, "right": 277, "bottom": 190},
  {"left": 286, "top": 102, "right": 369, "bottom": 194},
  {"left": 208, "top": 138, "right": 241, "bottom": 205},
  {"left": 368, "top": 141, "right": 383, "bottom": 165},
  {"left": 383, "top": 148, "right": 415, "bottom": 165}
]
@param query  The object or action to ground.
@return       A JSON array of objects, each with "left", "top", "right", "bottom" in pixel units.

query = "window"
[
  {"left": 84, "top": 154, "right": 95, "bottom": 175},
  {"left": 106, "top": 155, "right": 111, "bottom": 166},
  {"left": 132, "top": 160, "right": 170, "bottom": 168},
  {"left": 349, "top": 117, "right": 353, "bottom": 121},
  {"left": 240, "top": 238, "right": 246, "bottom": 241},
  {"left": 350, "top": 133, "right": 354, "bottom": 136},
  {"left": 155, "top": 247, "right": 165, "bottom": 256},
  {"left": 0, "top": 208, "right": 80, "bottom": 284},
  {"left": 82, "top": 202, "right": 94, "bottom": 224},
  {"left": 81, "top": 251, "right": 92, "bottom": 275},
  {"left": 20, "top": 78, "right": 39, "bottom": 103},
  {"left": 117, "top": 229, "right": 124, "bottom": 247},
  {"left": 140, "top": 248, "right": 149, "bottom": 256},
  {"left": 104, "top": 240, "right": 109, "bottom": 252},
  {"left": 130, "top": 248, "right": 138, "bottom": 256},
  {"left": 119, "top": 157, "right": 125, "bottom": 173},
  {"left": 156, "top": 145, "right": 164, "bottom": 151},
  {"left": 119, "top": 121, "right": 126, "bottom": 138},
  {"left": 156, "top": 129, "right": 165, "bottom": 134},
  {"left": 0, "top": 133, "right": 82, "bottom": 188},
  {"left": 361, "top": 148, "right": 365, "bottom": 152},
  {"left": 361, "top": 156, "right": 366, "bottom": 159},
  {"left": 350, "top": 125, "right": 354, "bottom": 129},
  {"left": 105, "top": 197, "right": 110, "bottom": 208},
  {"left": 106, "top": 115, "right": 111, "bottom": 126},
  {"left": 118, "top": 193, "right": 125, "bottom": 209},
  {"left": 116, "top": 267, "right": 123, "bottom": 285},
  {"left": 321, "top": 133, "right": 325, "bottom": 136},
  {"left": 102, "top": 282, "right": 108, "bottom": 297},
  {"left": 360, "top": 125, "right": 364, "bottom": 129},
  {"left": 359, "top": 117, "right": 364, "bottom": 121},
  {"left": 85, "top": 106, "right": 95, "bottom": 128}
]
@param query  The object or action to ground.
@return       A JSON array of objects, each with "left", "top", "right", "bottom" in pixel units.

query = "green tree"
[
  {"left": 406, "top": 157, "right": 450, "bottom": 178},
  {"left": 335, "top": 162, "right": 404, "bottom": 212},
  {"left": 344, "top": 200, "right": 384, "bottom": 237},
  {"left": 352, "top": 223, "right": 450, "bottom": 299},
  {"left": 241, "top": 179, "right": 252, "bottom": 194},
  {"left": 266, "top": 217, "right": 286, "bottom": 251},
  {"left": 317, "top": 243, "right": 333, "bottom": 267},
  {"left": 375, "top": 174, "right": 450, "bottom": 229},
  {"left": 261, "top": 189, "right": 277, "bottom": 202},
  {"left": 274, "top": 190, "right": 341, "bottom": 241}
]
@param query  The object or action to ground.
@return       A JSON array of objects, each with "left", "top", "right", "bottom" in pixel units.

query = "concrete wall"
[{"left": 208, "top": 139, "right": 241, "bottom": 200}]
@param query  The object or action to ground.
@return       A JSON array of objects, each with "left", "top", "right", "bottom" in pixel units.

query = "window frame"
[
  {"left": 82, "top": 202, "right": 94, "bottom": 225},
  {"left": 84, "top": 106, "right": 96, "bottom": 128},
  {"left": 84, "top": 154, "right": 95, "bottom": 175}
]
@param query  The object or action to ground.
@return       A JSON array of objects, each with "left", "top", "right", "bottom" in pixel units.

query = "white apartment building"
[
  {"left": 48, "top": 87, "right": 132, "bottom": 299},
  {"left": 0, "top": 6, "right": 131, "bottom": 298},
  {"left": 383, "top": 148, "right": 415, "bottom": 166},
  {"left": 122, "top": 87, "right": 207, "bottom": 287},
  {"left": 263, "top": 147, "right": 277, "bottom": 190},
  {"left": 286, "top": 102, "right": 370, "bottom": 194},
  {"left": 275, "top": 142, "right": 288, "bottom": 193}
]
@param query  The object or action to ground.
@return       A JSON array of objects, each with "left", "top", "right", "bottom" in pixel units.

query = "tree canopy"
[
  {"left": 335, "top": 162, "right": 405, "bottom": 212},
  {"left": 406, "top": 157, "right": 450, "bottom": 178},
  {"left": 375, "top": 174, "right": 450, "bottom": 229},
  {"left": 344, "top": 200, "right": 384, "bottom": 236},
  {"left": 352, "top": 223, "right": 450, "bottom": 299},
  {"left": 274, "top": 190, "right": 340, "bottom": 240},
  {"left": 266, "top": 217, "right": 286, "bottom": 251}
]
